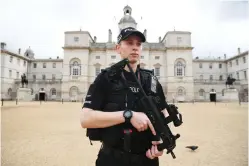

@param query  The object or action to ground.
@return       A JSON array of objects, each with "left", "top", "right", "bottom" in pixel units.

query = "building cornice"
[
  {"left": 166, "top": 46, "right": 194, "bottom": 50},
  {"left": 224, "top": 51, "right": 248, "bottom": 62},
  {"left": 1, "top": 49, "right": 30, "bottom": 61},
  {"left": 32, "top": 59, "right": 63, "bottom": 62},
  {"left": 193, "top": 59, "right": 225, "bottom": 63},
  {"left": 62, "top": 46, "right": 90, "bottom": 50}
]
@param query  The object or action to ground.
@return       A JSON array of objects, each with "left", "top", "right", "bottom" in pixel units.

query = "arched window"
[
  {"left": 222, "top": 89, "right": 225, "bottom": 96},
  {"left": 8, "top": 88, "right": 12, "bottom": 96},
  {"left": 210, "top": 89, "right": 216, "bottom": 92},
  {"left": 177, "top": 87, "right": 185, "bottom": 96},
  {"left": 95, "top": 66, "right": 100, "bottom": 76},
  {"left": 155, "top": 67, "right": 160, "bottom": 77},
  {"left": 178, "top": 89, "right": 183, "bottom": 96},
  {"left": 199, "top": 89, "right": 205, "bottom": 96},
  {"left": 174, "top": 59, "right": 186, "bottom": 76},
  {"left": 72, "top": 61, "right": 79, "bottom": 75},
  {"left": 69, "top": 86, "right": 79, "bottom": 97},
  {"left": 153, "top": 63, "right": 161, "bottom": 78},
  {"left": 176, "top": 62, "right": 184, "bottom": 76},
  {"left": 69, "top": 58, "right": 81, "bottom": 76},
  {"left": 50, "top": 88, "right": 56, "bottom": 96}
]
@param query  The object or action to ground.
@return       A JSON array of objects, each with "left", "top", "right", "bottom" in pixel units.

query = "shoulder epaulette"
[
  {"left": 139, "top": 68, "right": 154, "bottom": 76},
  {"left": 101, "top": 67, "right": 111, "bottom": 73}
]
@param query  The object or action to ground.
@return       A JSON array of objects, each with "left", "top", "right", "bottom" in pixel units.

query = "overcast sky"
[{"left": 1, "top": 0, "right": 248, "bottom": 59}]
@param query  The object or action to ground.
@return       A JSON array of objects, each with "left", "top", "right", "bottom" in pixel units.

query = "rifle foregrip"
[{"left": 157, "top": 143, "right": 176, "bottom": 159}]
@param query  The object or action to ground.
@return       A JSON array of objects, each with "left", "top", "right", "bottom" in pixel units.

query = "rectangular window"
[
  {"left": 53, "top": 63, "right": 56, "bottom": 68},
  {"left": 24, "top": 61, "right": 26, "bottom": 66},
  {"left": 33, "top": 75, "right": 36, "bottom": 80},
  {"left": 52, "top": 74, "right": 56, "bottom": 80},
  {"left": 199, "top": 63, "right": 202, "bottom": 68},
  {"left": 210, "top": 75, "right": 213, "bottom": 80},
  {"left": 95, "top": 67, "right": 100, "bottom": 76},
  {"left": 155, "top": 67, "right": 160, "bottom": 77},
  {"left": 177, "top": 37, "right": 182, "bottom": 43},
  {"left": 17, "top": 58, "right": 20, "bottom": 65},
  {"left": 42, "top": 75, "right": 46, "bottom": 80},
  {"left": 51, "top": 89, "right": 56, "bottom": 95},
  {"left": 9, "top": 70, "right": 12, "bottom": 78},
  {"left": 237, "top": 72, "right": 239, "bottom": 80},
  {"left": 96, "top": 56, "right": 100, "bottom": 59},
  {"left": 219, "top": 75, "right": 223, "bottom": 80},
  {"left": 244, "top": 71, "right": 247, "bottom": 79},
  {"left": 10, "top": 56, "right": 13, "bottom": 62},
  {"left": 43, "top": 63, "right": 46, "bottom": 68},
  {"left": 243, "top": 57, "right": 246, "bottom": 63},
  {"left": 16, "top": 72, "right": 19, "bottom": 79},
  {"left": 111, "top": 55, "right": 116, "bottom": 59},
  {"left": 209, "top": 64, "right": 212, "bottom": 69},
  {"left": 200, "top": 75, "right": 203, "bottom": 80},
  {"left": 74, "top": 37, "right": 79, "bottom": 42},
  {"left": 141, "top": 56, "right": 144, "bottom": 59},
  {"left": 229, "top": 61, "right": 232, "bottom": 67},
  {"left": 236, "top": 59, "right": 239, "bottom": 65},
  {"left": 155, "top": 56, "right": 160, "bottom": 60},
  {"left": 33, "top": 63, "right": 37, "bottom": 68},
  {"left": 219, "top": 64, "right": 222, "bottom": 68}
]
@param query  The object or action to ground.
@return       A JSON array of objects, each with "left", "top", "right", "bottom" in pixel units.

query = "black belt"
[{"left": 100, "top": 144, "right": 147, "bottom": 164}]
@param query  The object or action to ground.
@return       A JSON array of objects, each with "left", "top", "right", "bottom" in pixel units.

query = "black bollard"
[
  {"left": 16, "top": 98, "right": 18, "bottom": 105},
  {"left": 1, "top": 98, "right": 3, "bottom": 106},
  {"left": 62, "top": 99, "right": 63, "bottom": 104}
]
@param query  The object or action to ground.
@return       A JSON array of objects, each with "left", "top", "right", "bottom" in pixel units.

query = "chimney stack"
[
  {"left": 18, "top": 48, "right": 21, "bottom": 54},
  {"left": 224, "top": 54, "right": 226, "bottom": 59},
  {"left": 108, "top": 29, "right": 112, "bottom": 42},
  {"left": 1, "top": 42, "right": 6, "bottom": 49},
  {"left": 159, "top": 36, "right": 161, "bottom": 42},
  {"left": 143, "top": 29, "right": 147, "bottom": 40},
  {"left": 238, "top": 47, "right": 241, "bottom": 54},
  {"left": 94, "top": 36, "right": 97, "bottom": 42}
]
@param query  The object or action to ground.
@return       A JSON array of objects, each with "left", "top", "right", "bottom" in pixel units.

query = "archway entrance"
[
  {"left": 209, "top": 89, "right": 216, "bottom": 102},
  {"left": 69, "top": 86, "right": 79, "bottom": 102},
  {"left": 39, "top": 88, "right": 46, "bottom": 101},
  {"left": 8, "top": 88, "right": 12, "bottom": 100}
]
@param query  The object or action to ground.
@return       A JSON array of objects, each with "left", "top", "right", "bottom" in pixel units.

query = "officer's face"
[{"left": 116, "top": 35, "right": 142, "bottom": 64}]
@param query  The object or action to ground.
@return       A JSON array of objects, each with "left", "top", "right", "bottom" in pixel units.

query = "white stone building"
[{"left": 0, "top": 6, "right": 248, "bottom": 102}]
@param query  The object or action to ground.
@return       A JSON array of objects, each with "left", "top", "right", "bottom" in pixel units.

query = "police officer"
[{"left": 80, "top": 27, "right": 169, "bottom": 166}]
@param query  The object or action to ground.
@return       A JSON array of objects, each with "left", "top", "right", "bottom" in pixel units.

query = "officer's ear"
[{"left": 116, "top": 43, "right": 121, "bottom": 54}]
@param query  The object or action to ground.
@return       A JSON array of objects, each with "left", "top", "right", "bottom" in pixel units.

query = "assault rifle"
[{"left": 110, "top": 58, "right": 183, "bottom": 159}]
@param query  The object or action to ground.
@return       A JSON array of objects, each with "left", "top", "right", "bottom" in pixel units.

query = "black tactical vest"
[{"left": 86, "top": 67, "right": 156, "bottom": 146}]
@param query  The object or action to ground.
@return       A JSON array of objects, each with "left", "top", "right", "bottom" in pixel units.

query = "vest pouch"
[
  {"left": 86, "top": 103, "right": 120, "bottom": 145},
  {"left": 86, "top": 128, "right": 102, "bottom": 141}
]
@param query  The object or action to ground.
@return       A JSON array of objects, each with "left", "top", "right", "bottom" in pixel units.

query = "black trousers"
[{"left": 95, "top": 145, "right": 159, "bottom": 166}]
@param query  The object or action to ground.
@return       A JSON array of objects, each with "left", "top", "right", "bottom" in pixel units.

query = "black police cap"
[{"left": 117, "top": 27, "right": 146, "bottom": 44}]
